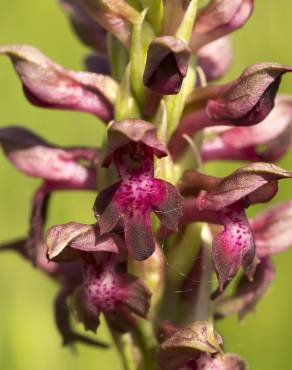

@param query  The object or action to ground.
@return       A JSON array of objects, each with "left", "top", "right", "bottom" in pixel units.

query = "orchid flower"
[
  {"left": 0, "top": 237, "right": 107, "bottom": 348},
  {"left": 179, "top": 163, "right": 292, "bottom": 292},
  {"left": 46, "top": 222, "right": 151, "bottom": 333},
  {"left": 94, "top": 119, "right": 183, "bottom": 261}
]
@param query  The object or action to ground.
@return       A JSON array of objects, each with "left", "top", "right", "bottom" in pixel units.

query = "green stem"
[
  {"left": 158, "top": 223, "right": 202, "bottom": 323},
  {"left": 136, "top": 320, "right": 157, "bottom": 370},
  {"left": 141, "top": 0, "right": 164, "bottom": 34},
  {"left": 165, "top": 56, "right": 197, "bottom": 140},
  {"left": 111, "top": 330, "right": 139, "bottom": 370},
  {"left": 182, "top": 223, "right": 214, "bottom": 325}
]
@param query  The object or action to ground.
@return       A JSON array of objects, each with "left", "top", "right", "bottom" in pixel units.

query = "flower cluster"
[{"left": 1, "top": 1, "right": 292, "bottom": 369}]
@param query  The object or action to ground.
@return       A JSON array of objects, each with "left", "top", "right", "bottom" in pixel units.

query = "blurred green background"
[{"left": 1, "top": 1, "right": 292, "bottom": 369}]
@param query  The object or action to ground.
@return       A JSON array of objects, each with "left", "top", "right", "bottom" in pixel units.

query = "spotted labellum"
[{"left": 1, "top": 1, "right": 292, "bottom": 369}]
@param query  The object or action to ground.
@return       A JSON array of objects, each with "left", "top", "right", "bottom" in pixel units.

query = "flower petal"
[
  {"left": 251, "top": 201, "right": 292, "bottom": 257},
  {"left": 70, "top": 285, "right": 101, "bottom": 333},
  {"left": 191, "top": 0, "right": 254, "bottom": 51},
  {"left": 84, "top": 53, "right": 111, "bottom": 74},
  {"left": 213, "top": 95, "right": 292, "bottom": 149},
  {"left": 0, "top": 45, "right": 117, "bottom": 121},
  {"left": 54, "top": 287, "right": 108, "bottom": 347},
  {"left": 245, "top": 181, "right": 278, "bottom": 205},
  {"left": 156, "top": 321, "right": 222, "bottom": 370},
  {"left": 214, "top": 257, "right": 274, "bottom": 319},
  {"left": 212, "top": 203, "right": 255, "bottom": 291},
  {"left": 46, "top": 222, "right": 121, "bottom": 261},
  {"left": 59, "top": 0, "right": 107, "bottom": 53},
  {"left": 124, "top": 210, "right": 156, "bottom": 260},
  {"left": 172, "top": 66, "right": 292, "bottom": 159},
  {"left": 103, "top": 119, "right": 168, "bottom": 167},
  {"left": 195, "top": 163, "right": 292, "bottom": 211},
  {"left": 70, "top": 257, "right": 151, "bottom": 333},
  {"left": 206, "top": 63, "right": 292, "bottom": 125},
  {"left": 261, "top": 127, "right": 292, "bottom": 162},
  {"left": 202, "top": 95, "right": 292, "bottom": 162},
  {"left": 197, "top": 36, "right": 232, "bottom": 81},
  {"left": 0, "top": 126, "right": 97, "bottom": 187},
  {"left": 151, "top": 179, "right": 184, "bottom": 231},
  {"left": 93, "top": 182, "right": 122, "bottom": 234},
  {"left": 78, "top": 0, "right": 139, "bottom": 47},
  {"left": 103, "top": 275, "right": 151, "bottom": 332},
  {"left": 190, "top": 352, "right": 248, "bottom": 370},
  {"left": 185, "top": 63, "right": 292, "bottom": 128}
]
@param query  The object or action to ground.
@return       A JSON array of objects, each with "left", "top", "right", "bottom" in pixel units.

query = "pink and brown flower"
[{"left": 94, "top": 119, "right": 184, "bottom": 260}]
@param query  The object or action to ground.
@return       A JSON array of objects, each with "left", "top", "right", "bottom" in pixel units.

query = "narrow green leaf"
[
  {"left": 154, "top": 101, "right": 180, "bottom": 184},
  {"left": 115, "top": 63, "right": 141, "bottom": 120},
  {"left": 108, "top": 34, "right": 129, "bottom": 81},
  {"left": 176, "top": 0, "right": 198, "bottom": 43},
  {"left": 141, "top": 0, "right": 164, "bottom": 34},
  {"left": 165, "top": 55, "right": 197, "bottom": 140},
  {"left": 130, "top": 9, "right": 155, "bottom": 107}
]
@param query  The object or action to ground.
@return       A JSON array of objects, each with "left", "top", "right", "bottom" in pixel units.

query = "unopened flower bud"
[
  {"left": 143, "top": 36, "right": 191, "bottom": 95},
  {"left": 191, "top": 0, "right": 254, "bottom": 51},
  {"left": 0, "top": 45, "right": 118, "bottom": 122},
  {"left": 78, "top": 0, "right": 139, "bottom": 47},
  {"left": 156, "top": 321, "right": 223, "bottom": 370}
]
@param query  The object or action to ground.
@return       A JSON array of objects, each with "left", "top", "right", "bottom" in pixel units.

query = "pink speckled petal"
[
  {"left": 54, "top": 287, "right": 108, "bottom": 347},
  {"left": 186, "top": 352, "right": 248, "bottom": 370},
  {"left": 106, "top": 273, "right": 151, "bottom": 332},
  {"left": 70, "top": 257, "right": 151, "bottom": 333},
  {"left": 212, "top": 203, "right": 255, "bottom": 291},
  {"left": 70, "top": 285, "right": 101, "bottom": 333}
]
